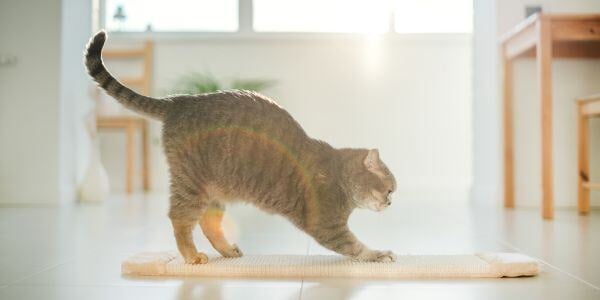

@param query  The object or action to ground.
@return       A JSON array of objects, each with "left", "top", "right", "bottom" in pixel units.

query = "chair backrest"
[
  {"left": 577, "top": 93, "right": 600, "bottom": 118},
  {"left": 102, "top": 40, "right": 153, "bottom": 95}
]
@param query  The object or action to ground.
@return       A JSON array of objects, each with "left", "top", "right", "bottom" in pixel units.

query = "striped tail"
[{"left": 84, "top": 30, "right": 170, "bottom": 120}]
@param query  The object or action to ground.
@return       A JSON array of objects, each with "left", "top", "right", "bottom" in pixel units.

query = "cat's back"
[{"left": 162, "top": 90, "right": 309, "bottom": 145}]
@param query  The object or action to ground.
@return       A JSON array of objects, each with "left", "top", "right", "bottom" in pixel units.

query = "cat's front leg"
[{"left": 311, "top": 224, "right": 396, "bottom": 262}]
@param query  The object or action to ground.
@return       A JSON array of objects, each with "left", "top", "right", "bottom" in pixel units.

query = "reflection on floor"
[{"left": 0, "top": 194, "right": 598, "bottom": 299}]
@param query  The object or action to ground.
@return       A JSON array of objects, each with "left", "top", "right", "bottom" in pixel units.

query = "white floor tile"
[
  {"left": 300, "top": 275, "right": 600, "bottom": 300},
  {"left": 0, "top": 284, "right": 301, "bottom": 300},
  {"left": 1, "top": 194, "right": 599, "bottom": 299}
]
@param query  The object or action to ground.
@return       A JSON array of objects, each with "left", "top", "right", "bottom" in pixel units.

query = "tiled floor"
[{"left": 0, "top": 194, "right": 598, "bottom": 299}]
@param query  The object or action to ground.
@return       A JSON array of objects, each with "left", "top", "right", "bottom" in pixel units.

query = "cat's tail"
[{"left": 84, "top": 30, "right": 170, "bottom": 120}]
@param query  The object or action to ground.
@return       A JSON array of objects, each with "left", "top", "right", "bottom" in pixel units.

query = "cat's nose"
[{"left": 385, "top": 200, "right": 391, "bottom": 206}]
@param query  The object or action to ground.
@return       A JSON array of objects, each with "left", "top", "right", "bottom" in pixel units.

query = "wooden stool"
[
  {"left": 97, "top": 116, "right": 150, "bottom": 194},
  {"left": 577, "top": 93, "right": 600, "bottom": 214}
]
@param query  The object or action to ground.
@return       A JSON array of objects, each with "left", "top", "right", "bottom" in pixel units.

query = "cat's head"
[{"left": 342, "top": 149, "right": 396, "bottom": 211}]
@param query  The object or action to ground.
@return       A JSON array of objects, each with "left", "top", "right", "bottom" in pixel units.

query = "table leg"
[
  {"left": 125, "top": 122, "right": 135, "bottom": 194},
  {"left": 502, "top": 46, "right": 515, "bottom": 208},
  {"left": 141, "top": 121, "right": 150, "bottom": 192},
  {"left": 537, "top": 17, "right": 554, "bottom": 219},
  {"left": 577, "top": 104, "right": 590, "bottom": 214}
]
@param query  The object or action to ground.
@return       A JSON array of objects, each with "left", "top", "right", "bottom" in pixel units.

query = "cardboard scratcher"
[{"left": 122, "top": 252, "right": 539, "bottom": 278}]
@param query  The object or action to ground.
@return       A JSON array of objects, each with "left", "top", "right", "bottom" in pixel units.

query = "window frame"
[{"left": 96, "top": 0, "right": 473, "bottom": 40}]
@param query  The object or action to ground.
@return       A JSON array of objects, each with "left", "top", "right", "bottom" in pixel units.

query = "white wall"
[
  {"left": 472, "top": 0, "right": 600, "bottom": 208},
  {"left": 0, "top": 0, "right": 92, "bottom": 205},
  {"left": 60, "top": 0, "right": 94, "bottom": 203},
  {"left": 100, "top": 34, "right": 473, "bottom": 200},
  {"left": 472, "top": 0, "right": 500, "bottom": 204},
  {"left": 0, "top": 0, "right": 62, "bottom": 204}
]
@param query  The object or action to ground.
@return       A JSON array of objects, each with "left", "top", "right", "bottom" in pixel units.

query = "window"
[
  {"left": 394, "top": 0, "right": 473, "bottom": 33},
  {"left": 102, "top": 0, "right": 472, "bottom": 34},
  {"left": 253, "top": 0, "right": 390, "bottom": 33},
  {"left": 104, "top": 0, "right": 238, "bottom": 32},
  {"left": 253, "top": 0, "right": 471, "bottom": 33}
]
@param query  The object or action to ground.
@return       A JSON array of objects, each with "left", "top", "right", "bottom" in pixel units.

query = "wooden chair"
[
  {"left": 577, "top": 93, "right": 600, "bottom": 214},
  {"left": 96, "top": 41, "right": 153, "bottom": 194}
]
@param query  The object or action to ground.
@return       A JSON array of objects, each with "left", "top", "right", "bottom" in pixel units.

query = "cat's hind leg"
[
  {"left": 168, "top": 191, "right": 209, "bottom": 264},
  {"left": 200, "top": 203, "right": 243, "bottom": 258}
]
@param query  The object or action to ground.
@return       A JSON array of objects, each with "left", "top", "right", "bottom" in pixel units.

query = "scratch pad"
[{"left": 122, "top": 252, "right": 539, "bottom": 278}]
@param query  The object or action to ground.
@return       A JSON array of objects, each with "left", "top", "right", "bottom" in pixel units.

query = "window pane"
[
  {"left": 253, "top": 0, "right": 390, "bottom": 33},
  {"left": 105, "top": 0, "right": 238, "bottom": 32},
  {"left": 395, "top": 0, "right": 473, "bottom": 33}
]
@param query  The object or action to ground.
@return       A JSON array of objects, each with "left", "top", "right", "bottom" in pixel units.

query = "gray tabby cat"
[{"left": 85, "top": 31, "right": 397, "bottom": 264}]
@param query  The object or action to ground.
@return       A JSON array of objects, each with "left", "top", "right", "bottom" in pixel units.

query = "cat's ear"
[{"left": 363, "top": 149, "right": 381, "bottom": 172}]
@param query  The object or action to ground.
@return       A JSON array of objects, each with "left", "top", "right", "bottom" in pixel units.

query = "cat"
[{"left": 85, "top": 31, "right": 397, "bottom": 264}]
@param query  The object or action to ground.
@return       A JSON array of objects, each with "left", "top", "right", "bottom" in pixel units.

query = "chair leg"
[
  {"left": 577, "top": 105, "right": 590, "bottom": 215},
  {"left": 125, "top": 122, "right": 135, "bottom": 194},
  {"left": 141, "top": 121, "right": 150, "bottom": 192}
]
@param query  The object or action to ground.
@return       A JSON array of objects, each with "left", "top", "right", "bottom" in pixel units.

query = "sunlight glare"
[{"left": 395, "top": 0, "right": 473, "bottom": 33}]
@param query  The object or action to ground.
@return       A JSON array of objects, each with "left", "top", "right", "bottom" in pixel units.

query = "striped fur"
[{"left": 84, "top": 31, "right": 170, "bottom": 119}]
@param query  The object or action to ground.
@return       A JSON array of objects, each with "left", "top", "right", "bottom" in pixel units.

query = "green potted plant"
[{"left": 171, "top": 72, "right": 276, "bottom": 95}]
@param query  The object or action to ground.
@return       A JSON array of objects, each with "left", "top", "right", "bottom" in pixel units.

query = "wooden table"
[
  {"left": 97, "top": 116, "right": 150, "bottom": 194},
  {"left": 500, "top": 13, "right": 600, "bottom": 219}
]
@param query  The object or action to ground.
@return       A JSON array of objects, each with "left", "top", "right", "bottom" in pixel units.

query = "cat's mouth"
[
  {"left": 366, "top": 191, "right": 391, "bottom": 211},
  {"left": 376, "top": 202, "right": 390, "bottom": 211},
  {"left": 366, "top": 200, "right": 390, "bottom": 212}
]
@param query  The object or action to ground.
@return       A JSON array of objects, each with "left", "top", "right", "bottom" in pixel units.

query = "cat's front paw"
[
  {"left": 184, "top": 252, "right": 209, "bottom": 264},
  {"left": 354, "top": 250, "right": 396, "bottom": 262},
  {"left": 221, "top": 244, "right": 244, "bottom": 258}
]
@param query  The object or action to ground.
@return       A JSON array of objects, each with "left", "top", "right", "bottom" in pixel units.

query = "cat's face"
[{"left": 349, "top": 149, "right": 396, "bottom": 211}]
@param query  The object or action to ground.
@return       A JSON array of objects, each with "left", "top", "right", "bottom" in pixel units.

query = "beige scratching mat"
[{"left": 122, "top": 252, "right": 539, "bottom": 278}]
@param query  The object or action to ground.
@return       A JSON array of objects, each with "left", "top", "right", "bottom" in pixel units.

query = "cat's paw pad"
[
  {"left": 222, "top": 244, "right": 244, "bottom": 258},
  {"left": 354, "top": 250, "right": 396, "bottom": 263},
  {"left": 372, "top": 250, "right": 396, "bottom": 262},
  {"left": 185, "top": 252, "right": 209, "bottom": 264}
]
